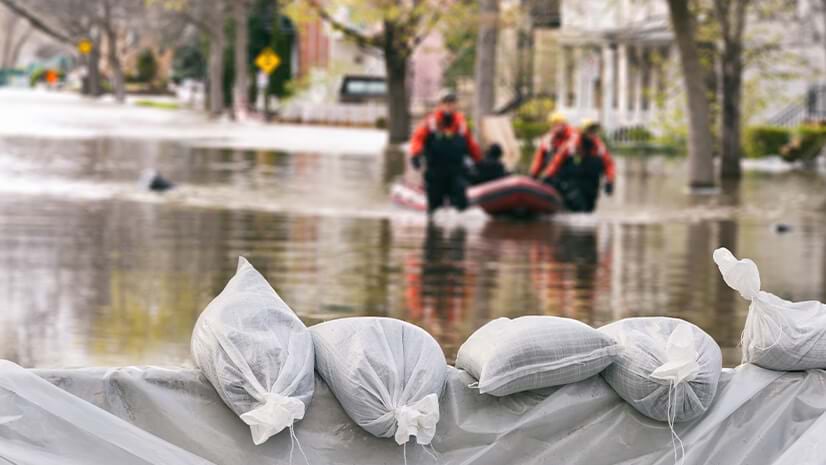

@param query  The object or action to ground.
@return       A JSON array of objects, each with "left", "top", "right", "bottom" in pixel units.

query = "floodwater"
[{"left": 1, "top": 135, "right": 826, "bottom": 368}]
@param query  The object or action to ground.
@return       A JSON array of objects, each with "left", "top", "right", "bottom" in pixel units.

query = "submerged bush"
[{"left": 743, "top": 125, "right": 790, "bottom": 158}]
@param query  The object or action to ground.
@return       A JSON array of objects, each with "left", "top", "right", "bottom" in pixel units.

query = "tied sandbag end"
[
  {"left": 713, "top": 248, "right": 762, "bottom": 301},
  {"left": 240, "top": 392, "right": 306, "bottom": 445},
  {"left": 393, "top": 394, "right": 440, "bottom": 446}
]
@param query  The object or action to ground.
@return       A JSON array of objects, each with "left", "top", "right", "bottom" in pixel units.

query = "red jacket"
[
  {"left": 409, "top": 110, "right": 482, "bottom": 162},
  {"left": 542, "top": 133, "right": 616, "bottom": 182},
  {"left": 529, "top": 124, "right": 574, "bottom": 177}
]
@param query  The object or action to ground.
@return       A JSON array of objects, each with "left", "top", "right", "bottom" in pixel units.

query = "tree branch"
[
  {"left": 0, "top": 0, "right": 72, "bottom": 42},
  {"left": 307, "top": 0, "right": 382, "bottom": 49},
  {"left": 733, "top": 0, "right": 750, "bottom": 43},
  {"left": 712, "top": 0, "right": 732, "bottom": 43},
  {"left": 411, "top": 8, "right": 445, "bottom": 49}
]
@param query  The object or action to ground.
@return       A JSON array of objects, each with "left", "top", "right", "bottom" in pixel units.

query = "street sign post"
[
  {"left": 255, "top": 48, "right": 281, "bottom": 75},
  {"left": 77, "top": 39, "right": 93, "bottom": 55}
]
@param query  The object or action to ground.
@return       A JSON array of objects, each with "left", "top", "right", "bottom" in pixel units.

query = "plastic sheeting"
[{"left": 1, "top": 360, "right": 825, "bottom": 464}]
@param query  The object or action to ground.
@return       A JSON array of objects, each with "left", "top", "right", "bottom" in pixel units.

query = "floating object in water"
[
  {"left": 140, "top": 169, "right": 175, "bottom": 192},
  {"left": 390, "top": 175, "right": 564, "bottom": 217},
  {"left": 773, "top": 223, "right": 791, "bottom": 233}
]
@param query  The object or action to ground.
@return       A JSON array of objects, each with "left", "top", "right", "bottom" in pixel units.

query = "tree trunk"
[
  {"left": 84, "top": 35, "right": 102, "bottom": 97},
  {"left": 719, "top": 46, "right": 743, "bottom": 178},
  {"left": 103, "top": 26, "right": 126, "bottom": 103},
  {"left": 208, "top": 4, "right": 226, "bottom": 118},
  {"left": 384, "top": 23, "right": 411, "bottom": 144},
  {"left": 232, "top": 0, "right": 249, "bottom": 119},
  {"left": 474, "top": 0, "right": 499, "bottom": 140},
  {"left": 822, "top": 0, "right": 826, "bottom": 73},
  {"left": 666, "top": 0, "right": 716, "bottom": 188},
  {"left": 714, "top": 0, "right": 748, "bottom": 179}
]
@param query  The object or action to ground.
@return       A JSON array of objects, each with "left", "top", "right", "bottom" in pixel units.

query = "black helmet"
[{"left": 486, "top": 144, "right": 503, "bottom": 160}]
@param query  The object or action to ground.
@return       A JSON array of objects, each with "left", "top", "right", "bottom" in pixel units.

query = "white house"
[{"left": 551, "top": 0, "right": 825, "bottom": 133}]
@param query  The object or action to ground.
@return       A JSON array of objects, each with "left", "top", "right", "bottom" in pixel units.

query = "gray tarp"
[{"left": 0, "top": 360, "right": 825, "bottom": 464}]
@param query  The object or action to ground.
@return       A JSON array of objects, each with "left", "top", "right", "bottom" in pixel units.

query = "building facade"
[
  {"left": 552, "top": 0, "right": 825, "bottom": 133},
  {"left": 555, "top": 1, "right": 673, "bottom": 132}
]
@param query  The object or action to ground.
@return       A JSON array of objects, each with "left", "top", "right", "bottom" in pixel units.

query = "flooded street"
[{"left": 1, "top": 132, "right": 825, "bottom": 368}]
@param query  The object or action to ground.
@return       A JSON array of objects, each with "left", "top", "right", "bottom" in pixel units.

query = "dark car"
[{"left": 338, "top": 75, "right": 387, "bottom": 104}]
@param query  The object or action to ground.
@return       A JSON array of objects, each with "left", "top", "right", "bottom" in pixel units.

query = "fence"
[{"left": 278, "top": 102, "right": 386, "bottom": 127}]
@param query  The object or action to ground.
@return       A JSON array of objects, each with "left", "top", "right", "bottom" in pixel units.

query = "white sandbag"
[
  {"left": 599, "top": 317, "right": 722, "bottom": 423},
  {"left": 311, "top": 317, "right": 447, "bottom": 445},
  {"left": 191, "top": 257, "right": 314, "bottom": 445},
  {"left": 455, "top": 316, "right": 619, "bottom": 396},
  {"left": 714, "top": 247, "right": 826, "bottom": 370}
]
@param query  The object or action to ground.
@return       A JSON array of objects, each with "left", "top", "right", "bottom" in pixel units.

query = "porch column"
[
  {"left": 573, "top": 46, "right": 584, "bottom": 111},
  {"left": 617, "top": 43, "right": 629, "bottom": 124},
  {"left": 557, "top": 44, "right": 567, "bottom": 110},
  {"left": 601, "top": 44, "right": 616, "bottom": 130},
  {"left": 633, "top": 46, "right": 644, "bottom": 123}
]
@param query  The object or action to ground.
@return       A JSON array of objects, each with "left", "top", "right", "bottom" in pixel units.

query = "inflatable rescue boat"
[{"left": 391, "top": 175, "right": 564, "bottom": 217}]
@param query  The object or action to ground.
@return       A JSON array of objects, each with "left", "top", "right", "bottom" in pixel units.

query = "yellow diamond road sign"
[
  {"left": 255, "top": 48, "right": 281, "bottom": 75},
  {"left": 77, "top": 39, "right": 93, "bottom": 55}
]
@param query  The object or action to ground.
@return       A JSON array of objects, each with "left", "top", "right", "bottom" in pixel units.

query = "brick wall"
[{"left": 297, "top": 19, "right": 330, "bottom": 78}]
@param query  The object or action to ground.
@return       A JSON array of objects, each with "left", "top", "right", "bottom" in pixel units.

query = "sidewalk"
[{"left": 0, "top": 89, "right": 388, "bottom": 156}]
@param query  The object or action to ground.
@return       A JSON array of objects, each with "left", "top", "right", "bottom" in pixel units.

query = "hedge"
[
  {"left": 743, "top": 125, "right": 790, "bottom": 158},
  {"left": 785, "top": 125, "right": 826, "bottom": 162}
]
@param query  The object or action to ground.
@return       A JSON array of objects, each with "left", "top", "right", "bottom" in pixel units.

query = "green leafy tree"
[
  {"left": 303, "top": 0, "right": 463, "bottom": 144},
  {"left": 223, "top": 0, "right": 295, "bottom": 114}
]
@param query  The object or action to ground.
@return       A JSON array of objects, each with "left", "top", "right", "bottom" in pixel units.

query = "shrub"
[
  {"left": 512, "top": 97, "right": 555, "bottom": 164},
  {"left": 136, "top": 49, "right": 158, "bottom": 84},
  {"left": 743, "top": 125, "right": 790, "bottom": 158},
  {"left": 512, "top": 97, "right": 555, "bottom": 141},
  {"left": 783, "top": 125, "right": 826, "bottom": 162},
  {"left": 29, "top": 68, "right": 64, "bottom": 87},
  {"left": 625, "top": 126, "right": 653, "bottom": 142},
  {"left": 29, "top": 68, "right": 45, "bottom": 87}
]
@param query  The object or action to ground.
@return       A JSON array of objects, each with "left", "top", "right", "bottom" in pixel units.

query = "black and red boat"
[{"left": 391, "top": 175, "right": 564, "bottom": 217}]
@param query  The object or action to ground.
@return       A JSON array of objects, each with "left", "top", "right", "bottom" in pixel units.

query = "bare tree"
[
  {"left": 0, "top": 0, "right": 71, "bottom": 42},
  {"left": 233, "top": 0, "right": 250, "bottom": 119},
  {"left": 0, "top": 0, "right": 104, "bottom": 95},
  {"left": 207, "top": 3, "right": 226, "bottom": 117},
  {"left": 821, "top": 0, "right": 826, "bottom": 73},
  {"left": 155, "top": 0, "right": 227, "bottom": 116},
  {"left": 1, "top": 7, "right": 33, "bottom": 68},
  {"left": 666, "top": 0, "right": 716, "bottom": 188},
  {"left": 474, "top": 0, "right": 499, "bottom": 139},
  {"left": 100, "top": 0, "right": 126, "bottom": 102}
]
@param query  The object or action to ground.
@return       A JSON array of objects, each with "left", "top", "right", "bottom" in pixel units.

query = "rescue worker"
[
  {"left": 409, "top": 91, "right": 482, "bottom": 214},
  {"left": 542, "top": 119, "right": 615, "bottom": 212},
  {"left": 529, "top": 112, "right": 575, "bottom": 179},
  {"left": 472, "top": 144, "right": 509, "bottom": 185}
]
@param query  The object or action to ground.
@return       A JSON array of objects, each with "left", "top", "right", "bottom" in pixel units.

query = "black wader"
[{"left": 423, "top": 131, "right": 470, "bottom": 213}]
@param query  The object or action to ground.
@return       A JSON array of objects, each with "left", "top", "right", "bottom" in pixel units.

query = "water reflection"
[{"left": 0, "top": 136, "right": 825, "bottom": 368}]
